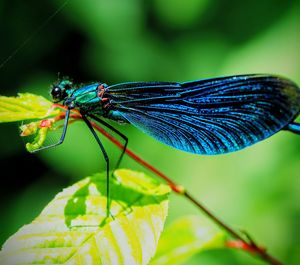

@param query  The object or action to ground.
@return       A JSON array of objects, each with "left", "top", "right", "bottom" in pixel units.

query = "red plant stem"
[
  {"left": 51, "top": 109, "right": 284, "bottom": 265},
  {"left": 89, "top": 121, "right": 185, "bottom": 193},
  {"left": 226, "top": 240, "right": 283, "bottom": 265},
  {"left": 88, "top": 119, "right": 284, "bottom": 265}
]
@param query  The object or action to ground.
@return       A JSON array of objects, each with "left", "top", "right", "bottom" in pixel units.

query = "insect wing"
[{"left": 108, "top": 75, "right": 300, "bottom": 155}]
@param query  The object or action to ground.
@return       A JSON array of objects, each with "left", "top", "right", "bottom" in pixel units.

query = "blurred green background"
[{"left": 1, "top": 0, "right": 300, "bottom": 264}]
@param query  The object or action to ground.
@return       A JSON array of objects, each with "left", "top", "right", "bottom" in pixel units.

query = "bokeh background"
[{"left": 1, "top": 0, "right": 300, "bottom": 264}]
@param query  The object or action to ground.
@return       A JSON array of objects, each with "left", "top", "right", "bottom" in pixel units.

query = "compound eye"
[{"left": 51, "top": 86, "right": 62, "bottom": 101}]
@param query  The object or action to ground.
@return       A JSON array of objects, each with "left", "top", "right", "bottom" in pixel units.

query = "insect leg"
[
  {"left": 88, "top": 114, "right": 128, "bottom": 169},
  {"left": 286, "top": 122, "right": 300, "bottom": 134},
  {"left": 81, "top": 114, "right": 111, "bottom": 216},
  {"left": 31, "top": 109, "right": 70, "bottom": 152}
]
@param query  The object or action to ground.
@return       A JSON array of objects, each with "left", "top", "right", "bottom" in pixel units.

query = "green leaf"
[
  {"left": 150, "top": 216, "right": 226, "bottom": 265},
  {"left": 0, "top": 93, "right": 65, "bottom": 152},
  {"left": 0, "top": 169, "right": 170, "bottom": 265},
  {"left": 24, "top": 126, "right": 50, "bottom": 153},
  {"left": 0, "top": 93, "right": 59, "bottom": 122}
]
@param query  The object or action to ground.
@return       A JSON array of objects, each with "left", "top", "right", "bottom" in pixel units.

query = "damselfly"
[{"left": 31, "top": 74, "right": 300, "bottom": 210}]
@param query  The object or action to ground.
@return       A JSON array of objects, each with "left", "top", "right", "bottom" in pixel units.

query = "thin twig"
[
  {"left": 88, "top": 118, "right": 285, "bottom": 265},
  {"left": 46, "top": 109, "right": 285, "bottom": 265}
]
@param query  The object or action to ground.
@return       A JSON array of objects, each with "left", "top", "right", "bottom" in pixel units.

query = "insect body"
[
  {"left": 30, "top": 74, "right": 300, "bottom": 214},
  {"left": 49, "top": 74, "right": 300, "bottom": 156}
]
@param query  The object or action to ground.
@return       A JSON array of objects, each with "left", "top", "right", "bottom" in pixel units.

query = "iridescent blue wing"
[{"left": 107, "top": 75, "right": 300, "bottom": 155}]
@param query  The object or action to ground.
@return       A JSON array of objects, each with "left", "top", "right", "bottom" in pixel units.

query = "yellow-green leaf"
[
  {"left": 0, "top": 93, "right": 59, "bottom": 122},
  {"left": 150, "top": 216, "right": 226, "bottom": 265},
  {"left": 0, "top": 169, "right": 170, "bottom": 265}
]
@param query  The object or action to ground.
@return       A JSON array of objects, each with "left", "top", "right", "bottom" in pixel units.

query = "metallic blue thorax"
[{"left": 69, "top": 83, "right": 104, "bottom": 115}]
